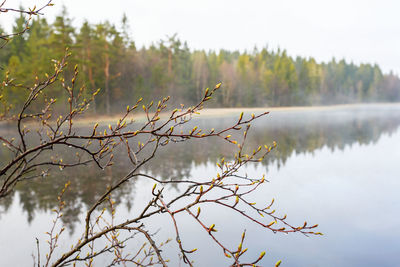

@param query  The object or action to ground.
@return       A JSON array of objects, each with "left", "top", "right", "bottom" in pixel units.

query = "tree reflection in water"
[{"left": 1, "top": 105, "right": 400, "bottom": 229}]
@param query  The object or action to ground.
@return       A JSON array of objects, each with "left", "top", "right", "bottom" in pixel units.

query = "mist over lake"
[{"left": 1, "top": 104, "right": 399, "bottom": 266}]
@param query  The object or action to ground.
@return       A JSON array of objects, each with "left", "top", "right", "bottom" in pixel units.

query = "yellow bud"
[
  {"left": 208, "top": 224, "right": 216, "bottom": 232},
  {"left": 196, "top": 207, "right": 201, "bottom": 217}
]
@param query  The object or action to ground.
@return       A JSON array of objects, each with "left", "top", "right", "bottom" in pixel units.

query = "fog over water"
[{"left": 0, "top": 104, "right": 400, "bottom": 266}]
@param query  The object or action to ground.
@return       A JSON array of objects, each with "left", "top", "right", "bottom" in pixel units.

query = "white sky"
[{"left": 1, "top": 0, "right": 400, "bottom": 74}]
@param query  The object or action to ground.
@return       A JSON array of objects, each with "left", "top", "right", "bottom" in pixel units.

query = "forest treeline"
[{"left": 1, "top": 9, "right": 400, "bottom": 114}]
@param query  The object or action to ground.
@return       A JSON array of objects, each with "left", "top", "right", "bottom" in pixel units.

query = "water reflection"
[{"left": 1, "top": 105, "right": 400, "bottom": 226}]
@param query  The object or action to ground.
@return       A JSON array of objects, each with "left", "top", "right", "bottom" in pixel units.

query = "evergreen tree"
[{"left": 2, "top": 8, "right": 399, "bottom": 113}]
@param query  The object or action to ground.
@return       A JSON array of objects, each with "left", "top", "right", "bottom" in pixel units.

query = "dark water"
[{"left": 1, "top": 104, "right": 400, "bottom": 266}]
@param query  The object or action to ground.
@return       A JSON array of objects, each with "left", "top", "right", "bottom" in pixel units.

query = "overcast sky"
[{"left": 2, "top": 0, "right": 400, "bottom": 73}]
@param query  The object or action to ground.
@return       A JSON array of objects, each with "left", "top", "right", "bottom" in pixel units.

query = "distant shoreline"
[
  {"left": 194, "top": 102, "right": 400, "bottom": 116},
  {"left": 72, "top": 102, "right": 400, "bottom": 125},
  {"left": 1, "top": 102, "right": 400, "bottom": 128}
]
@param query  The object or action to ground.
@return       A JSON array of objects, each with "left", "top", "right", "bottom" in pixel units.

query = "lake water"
[{"left": 1, "top": 104, "right": 400, "bottom": 266}]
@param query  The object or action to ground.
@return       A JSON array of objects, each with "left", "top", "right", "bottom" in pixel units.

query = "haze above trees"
[{"left": 1, "top": 8, "right": 399, "bottom": 114}]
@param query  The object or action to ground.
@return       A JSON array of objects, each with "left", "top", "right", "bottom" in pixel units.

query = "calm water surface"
[{"left": 0, "top": 104, "right": 399, "bottom": 266}]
